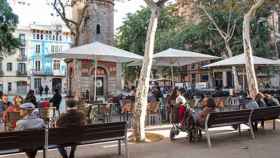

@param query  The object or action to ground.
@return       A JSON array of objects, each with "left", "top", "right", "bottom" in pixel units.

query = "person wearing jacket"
[{"left": 56, "top": 100, "right": 86, "bottom": 158}]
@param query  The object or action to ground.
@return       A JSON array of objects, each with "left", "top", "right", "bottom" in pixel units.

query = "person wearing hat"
[
  {"left": 56, "top": 100, "right": 86, "bottom": 158},
  {"left": 15, "top": 103, "right": 45, "bottom": 158}
]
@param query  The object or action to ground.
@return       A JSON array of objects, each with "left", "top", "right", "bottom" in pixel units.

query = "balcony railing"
[
  {"left": 17, "top": 55, "right": 27, "bottom": 61},
  {"left": 32, "top": 70, "right": 53, "bottom": 76},
  {"left": 16, "top": 71, "right": 27, "bottom": 76}
]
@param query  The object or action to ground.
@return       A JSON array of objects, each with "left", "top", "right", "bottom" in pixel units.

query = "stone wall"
[
  {"left": 176, "top": 0, "right": 201, "bottom": 24},
  {"left": 73, "top": 0, "right": 114, "bottom": 45}
]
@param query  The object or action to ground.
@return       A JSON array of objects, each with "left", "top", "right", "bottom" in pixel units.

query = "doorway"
[{"left": 52, "top": 78, "right": 62, "bottom": 92}]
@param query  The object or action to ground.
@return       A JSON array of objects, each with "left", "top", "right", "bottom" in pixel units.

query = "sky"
[
  {"left": 114, "top": 0, "right": 146, "bottom": 30},
  {"left": 8, "top": 0, "right": 146, "bottom": 31}
]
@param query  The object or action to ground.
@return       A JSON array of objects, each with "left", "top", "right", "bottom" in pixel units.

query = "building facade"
[
  {"left": 68, "top": 0, "right": 123, "bottom": 100},
  {"left": 0, "top": 24, "right": 71, "bottom": 95}
]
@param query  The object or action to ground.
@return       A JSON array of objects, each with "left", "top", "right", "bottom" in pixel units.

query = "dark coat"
[
  {"left": 50, "top": 93, "right": 62, "bottom": 109},
  {"left": 56, "top": 110, "right": 86, "bottom": 128}
]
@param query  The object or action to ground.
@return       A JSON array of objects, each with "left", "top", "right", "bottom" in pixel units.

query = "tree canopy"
[
  {"left": 0, "top": 0, "right": 20, "bottom": 58},
  {"left": 117, "top": 1, "right": 276, "bottom": 58}
]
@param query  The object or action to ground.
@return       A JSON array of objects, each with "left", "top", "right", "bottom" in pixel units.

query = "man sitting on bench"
[
  {"left": 56, "top": 100, "right": 86, "bottom": 158},
  {"left": 15, "top": 103, "right": 45, "bottom": 158}
]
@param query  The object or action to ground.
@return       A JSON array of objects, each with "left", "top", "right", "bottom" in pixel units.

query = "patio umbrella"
[
  {"left": 154, "top": 48, "right": 219, "bottom": 85},
  {"left": 129, "top": 48, "right": 219, "bottom": 86},
  {"left": 48, "top": 41, "right": 143, "bottom": 100},
  {"left": 203, "top": 54, "right": 279, "bottom": 68},
  {"left": 203, "top": 54, "right": 280, "bottom": 90}
]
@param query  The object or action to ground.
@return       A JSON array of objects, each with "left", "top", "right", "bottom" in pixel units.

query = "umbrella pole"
[
  {"left": 171, "top": 65, "right": 174, "bottom": 88},
  {"left": 94, "top": 57, "right": 97, "bottom": 102},
  {"left": 243, "top": 68, "right": 245, "bottom": 91}
]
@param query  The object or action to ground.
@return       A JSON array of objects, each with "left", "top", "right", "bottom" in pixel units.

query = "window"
[
  {"left": 8, "top": 82, "right": 12, "bottom": 92},
  {"left": 96, "top": 24, "right": 101, "bottom": 34},
  {"left": 7, "top": 63, "right": 12, "bottom": 71},
  {"left": 34, "top": 78, "right": 41, "bottom": 90},
  {"left": 36, "top": 34, "right": 40, "bottom": 39},
  {"left": 33, "top": 34, "right": 36, "bottom": 39},
  {"left": 53, "top": 60, "right": 60, "bottom": 70},
  {"left": 0, "top": 62, "right": 2, "bottom": 71},
  {"left": 35, "top": 44, "right": 40, "bottom": 53},
  {"left": 35, "top": 61, "right": 40, "bottom": 71},
  {"left": 191, "top": 64, "right": 195, "bottom": 70},
  {"left": 19, "top": 48, "right": 25, "bottom": 57},
  {"left": 18, "top": 63, "right": 26, "bottom": 73},
  {"left": 191, "top": 74, "right": 196, "bottom": 83},
  {"left": 40, "top": 34, "right": 44, "bottom": 40},
  {"left": 51, "top": 45, "right": 54, "bottom": 53},
  {"left": 19, "top": 34, "right": 25, "bottom": 46}
]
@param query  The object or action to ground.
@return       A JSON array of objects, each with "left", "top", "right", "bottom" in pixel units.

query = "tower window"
[{"left": 96, "top": 24, "right": 101, "bottom": 34}]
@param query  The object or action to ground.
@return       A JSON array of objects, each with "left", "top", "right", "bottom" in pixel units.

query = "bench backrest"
[
  {"left": 0, "top": 129, "right": 44, "bottom": 150},
  {"left": 251, "top": 106, "right": 280, "bottom": 121},
  {"left": 49, "top": 122, "right": 127, "bottom": 145},
  {"left": 0, "top": 122, "right": 127, "bottom": 151},
  {"left": 207, "top": 109, "right": 251, "bottom": 128}
]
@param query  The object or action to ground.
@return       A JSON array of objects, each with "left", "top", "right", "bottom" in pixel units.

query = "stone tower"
[
  {"left": 176, "top": 0, "right": 201, "bottom": 24},
  {"left": 73, "top": 0, "right": 114, "bottom": 46}
]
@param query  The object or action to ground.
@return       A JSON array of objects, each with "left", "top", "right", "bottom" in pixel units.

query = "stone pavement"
[{"left": 1, "top": 121, "right": 280, "bottom": 158}]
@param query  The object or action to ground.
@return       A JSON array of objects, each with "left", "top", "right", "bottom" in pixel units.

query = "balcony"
[
  {"left": 16, "top": 71, "right": 27, "bottom": 76},
  {"left": 17, "top": 55, "right": 27, "bottom": 61},
  {"left": 32, "top": 69, "right": 53, "bottom": 76}
]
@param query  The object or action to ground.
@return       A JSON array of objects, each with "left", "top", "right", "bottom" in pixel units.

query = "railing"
[
  {"left": 17, "top": 55, "right": 27, "bottom": 61},
  {"left": 16, "top": 71, "right": 27, "bottom": 76},
  {"left": 32, "top": 70, "right": 53, "bottom": 76}
]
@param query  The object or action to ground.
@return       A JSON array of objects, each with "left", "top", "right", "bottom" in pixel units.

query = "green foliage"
[
  {"left": 117, "top": 2, "right": 275, "bottom": 81},
  {"left": 0, "top": 0, "right": 20, "bottom": 57},
  {"left": 116, "top": 5, "right": 183, "bottom": 55}
]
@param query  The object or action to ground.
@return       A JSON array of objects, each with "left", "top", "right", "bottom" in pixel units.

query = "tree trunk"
[
  {"left": 243, "top": 0, "right": 264, "bottom": 98},
  {"left": 224, "top": 42, "right": 241, "bottom": 92},
  {"left": 133, "top": 8, "right": 161, "bottom": 142}
]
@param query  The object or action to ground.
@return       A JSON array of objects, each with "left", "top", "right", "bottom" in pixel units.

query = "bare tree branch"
[
  {"left": 53, "top": 0, "right": 78, "bottom": 32},
  {"left": 199, "top": 4, "right": 227, "bottom": 40}
]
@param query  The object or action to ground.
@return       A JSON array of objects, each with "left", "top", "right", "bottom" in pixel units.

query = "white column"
[{"left": 222, "top": 71, "right": 227, "bottom": 88}]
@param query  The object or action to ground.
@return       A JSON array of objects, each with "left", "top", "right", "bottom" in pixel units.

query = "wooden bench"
[
  {"left": 199, "top": 109, "right": 252, "bottom": 148},
  {"left": 0, "top": 122, "right": 128, "bottom": 158},
  {"left": 250, "top": 106, "right": 280, "bottom": 139}
]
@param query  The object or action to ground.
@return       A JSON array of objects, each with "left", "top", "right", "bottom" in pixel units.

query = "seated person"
[
  {"left": 264, "top": 94, "right": 279, "bottom": 107},
  {"left": 2, "top": 95, "right": 12, "bottom": 110},
  {"left": 3, "top": 96, "right": 23, "bottom": 129},
  {"left": 245, "top": 97, "right": 259, "bottom": 131},
  {"left": 255, "top": 93, "right": 267, "bottom": 108},
  {"left": 15, "top": 103, "right": 45, "bottom": 158},
  {"left": 192, "top": 97, "right": 216, "bottom": 127},
  {"left": 176, "top": 89, "right": 187, "bottom": 127},
  {"left": 56, "top": 100, "right": 86, "bottom": 158},
  {"left": 245, "top": 97, "right": 259, "bottom": 109}
]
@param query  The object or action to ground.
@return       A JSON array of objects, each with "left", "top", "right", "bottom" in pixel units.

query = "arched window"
[{"left": 96, "top": 24, "right": 101, "bottom": 34}]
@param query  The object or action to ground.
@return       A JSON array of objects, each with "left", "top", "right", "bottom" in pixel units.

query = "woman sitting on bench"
[{"left": 191, "top": 97, "right": 216, "bottom": 127}]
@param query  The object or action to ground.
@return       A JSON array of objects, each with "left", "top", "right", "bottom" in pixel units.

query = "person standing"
[
  {"left": 56, "top": 100, "right": 86, "bottom": 158},
  {"left": 39, "top": 86, "right": 44, "bottom": 96},
  {"left": 15, "top": 103, "right": 45, "bottom": 158},
  {"left": 25, "top": 90, "right": 37, "bottom": 107},
  {"left": 50, "top": 89, "right": 62, "bottom": 116},
  {"left": 45, "top": 85, "right": 49, "bottom": 95}
]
